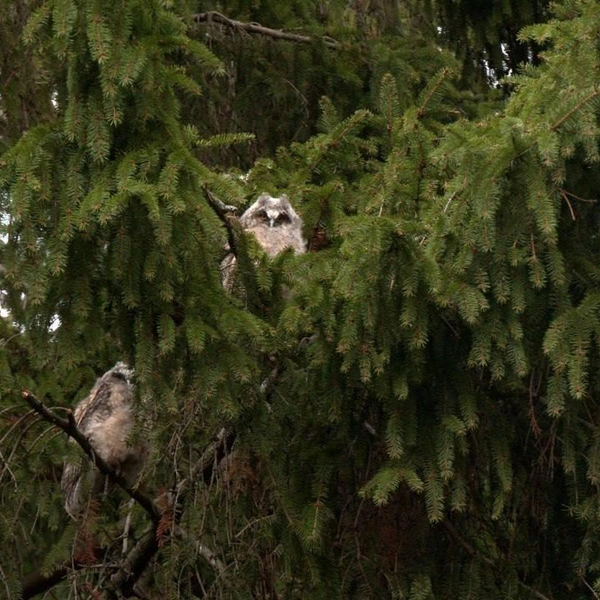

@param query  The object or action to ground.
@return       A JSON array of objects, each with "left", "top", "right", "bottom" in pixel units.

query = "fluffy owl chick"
[
  {"left": 61, "top": 363, "right": 147, "bottom": 519},
  {"left": 239, "top": 193, "right": 306, "bottom": 256},
  {"left": 221, "top": 193, "right": 306, "bottom": 290}
]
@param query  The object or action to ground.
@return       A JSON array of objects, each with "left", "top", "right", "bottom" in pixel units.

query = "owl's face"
[
  {"left": 236, "top": 192, "right": 306, "bottom": 257},
  {"left": 240, "top": 193, "right": 301, "bottom": 229},
  {"left": 259, "top": 204, "right": 291, "bottom": 228},
  {"left": 221, "top": 192, "right": 306, "bottom": 289}
]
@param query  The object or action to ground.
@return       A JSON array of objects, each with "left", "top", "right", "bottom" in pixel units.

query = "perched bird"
[
  {"left": 61, "top": 363, "right": 148, "bottom": 519},
  {"left": 221, "top": 192, "right": 306, "bottom": 291}
]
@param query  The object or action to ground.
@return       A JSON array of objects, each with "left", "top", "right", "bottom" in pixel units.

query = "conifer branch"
[
  {"left": 550, "top": 88, "right": 600, "bottom": 133},
  {"left": 194, "top": 11, "right": 340, "bottom": 49},
  {"left": 21, "top": 389, "right": 161, "bottom": 523},
  {"left": 416, "top": 68, "right": 452, "bottom": 119}
]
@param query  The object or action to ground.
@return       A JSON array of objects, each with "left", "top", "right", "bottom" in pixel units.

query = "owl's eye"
[{"left": 275, "top": 213, "right": 290, "bottom": 225}]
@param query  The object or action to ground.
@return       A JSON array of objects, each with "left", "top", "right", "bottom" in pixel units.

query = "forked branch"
[
  {"left": 20, "top": 392, "right": 235, "bottom": 599},
  {"left": 107, "top": 428, "right": 236, "bottom": 597}
]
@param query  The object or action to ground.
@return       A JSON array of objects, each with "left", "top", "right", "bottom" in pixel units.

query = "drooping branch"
[
  {"left": 441, "top": 520, "right": 552, "bottom": 600},
  {"left": 22, "top": 389, "right": 160, "bottom": 523},
  {"left": 194, "top": 11, "right": 341, "bottom": 49}
]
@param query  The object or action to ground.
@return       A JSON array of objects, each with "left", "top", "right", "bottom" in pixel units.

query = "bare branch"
[
  {"left": 203, "top": 185, "right": 240, "bottom": 258},
  {"left": 441, "top": 519, "right": 494, "bottom": 567},
  {"left": 194, "top": 11, "right": 341, "bottom": 49},
  {"left": 517, "top": 581, "right": 554, "bottom": 600},
  {"left": 560, "top": 188, "right": 597, "bottom": 204},
  {"left": 22, "top": 389, "right": 160, "bottom": 523},
  {"left": 204, "top": 186, "right": 238, "bottom": 216}
]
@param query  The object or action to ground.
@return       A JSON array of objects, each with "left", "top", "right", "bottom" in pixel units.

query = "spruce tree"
[{"left": 4, "top": 0, "right": 600, "bottom": 599}]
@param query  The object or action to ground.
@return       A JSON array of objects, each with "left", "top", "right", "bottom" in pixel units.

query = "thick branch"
[
  {"left": 194, "top": 11, "right": 340, "bottom": 49},
  {"left": 203, "top": 185, "right": 240, "bottom": 258},
  {"left": 21, "top": 564, "right": 70, "bottom": 600},
  {"left": 107, "top": 527, "right": 159, "bottom": 597},
  {"left": 22, "top": 390, "right": 160, "bottom": 523},
  {"left": 203, "top": 186, "right": 238, "bottom": 216}
]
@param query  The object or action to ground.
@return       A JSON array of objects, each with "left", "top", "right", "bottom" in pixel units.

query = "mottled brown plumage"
[
  {"left": 61, "top": 363, "right": 147, "bottom": 519},
  {"left": 221, "top": 193, "right": 306, "bottom": 290}
]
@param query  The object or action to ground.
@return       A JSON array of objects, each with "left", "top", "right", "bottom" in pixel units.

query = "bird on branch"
[{"left": 61, "top": 362, "right": 149, "bottom": 519}]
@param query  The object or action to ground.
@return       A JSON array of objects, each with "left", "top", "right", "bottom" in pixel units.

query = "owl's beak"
[{"left": 266, "top": 209, "right": 279, "bottom": 227}]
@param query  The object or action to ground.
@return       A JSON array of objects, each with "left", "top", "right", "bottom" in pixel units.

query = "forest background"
[{"left": 2, "top": 0, "right": 600, "bottom": 598}]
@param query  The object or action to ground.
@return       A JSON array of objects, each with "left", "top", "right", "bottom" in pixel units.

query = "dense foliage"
[{"left": 3, "top": 0, "right": 600, "bottom": 598}]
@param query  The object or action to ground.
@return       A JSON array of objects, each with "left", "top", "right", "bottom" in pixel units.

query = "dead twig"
[
  {"left": 442, "top": 520, "right": 553, "bottom": 600},
  {"left": 194, "top": 11, "right": 340, "bottom": 49}
]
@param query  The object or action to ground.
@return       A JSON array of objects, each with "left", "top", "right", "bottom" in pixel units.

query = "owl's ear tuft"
[{"left": 109, "top": 362, "right": 134, "bottom": 383}]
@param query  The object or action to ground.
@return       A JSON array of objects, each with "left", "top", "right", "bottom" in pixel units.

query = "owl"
[
  {"left": 221, "top": 192, "right": 306, "bottom": 291},
  {"left": 61, "top": 362, "right": 148, "bottom": 519}
]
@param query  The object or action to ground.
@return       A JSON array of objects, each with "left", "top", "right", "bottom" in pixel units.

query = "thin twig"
[
  {"left": 416, "top": 67, "right": 452, "bottom": 119},
  {"left": 579, "top": 574, "right": 600, "bottom": 600},
  {"left": 441, "top": 520, "right": 495, "bottom": 567},
  {"left": 561, "top": 191, "right": 577, "bottom": 221},
  {"left": 517, "top": 580, "right": 554, "bottom": 600},
  {"left": 443, "top": 520, "right": 553, "bottom": 600},
  {"left": 560, "top": 189, "right": 597, "bottom": 204},
  {"left": 528, "top": 370, "right": 542, "bottom": 440},
  {"left": 550, "top": 88, "right": 600, "bottom": 133}
]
